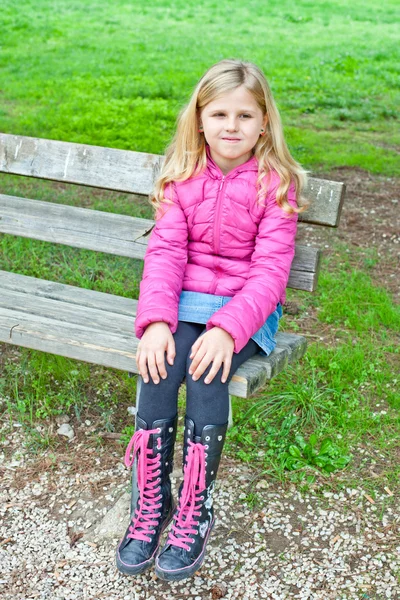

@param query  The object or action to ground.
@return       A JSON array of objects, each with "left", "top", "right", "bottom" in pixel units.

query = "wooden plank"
[
  {"left": 0, "top": 134, "right": 345, "bottom": 226},
  {"left": 0, "top": 196, "right": 321, "bottom": 291},
  {"left": 287, "top": 270, "right": 315, "bottom": 292},
  {"left": 0, "top": 133, "right": 162, "bottom": 196},
  {"left": 0, "top": 310, "right": 138, "bottom": 372},
  {"left": 0, "top": 288, "right": 135, "bottom": 335},
  {"left": 0, "top": 270, "right": 307, "bottom": 397},
  {"left": 0, "top": 269, "right": 137, "bottom": 316},
  {"left": 0, "top": 194, "right": 154, "bottom": 259},
  {"left": 299, "top": 178, "right": 346, "bottom": 227},
  {"left": 0, "top": 307, "right": 306, "bottom": 397}
]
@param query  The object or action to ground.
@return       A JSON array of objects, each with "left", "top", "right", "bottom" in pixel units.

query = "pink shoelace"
[
  {"left": 124, "top": 427, "right": 163, "bottom": 543},
  {"left": 166, "top": 441, "right": 207, "bottom": 551}
]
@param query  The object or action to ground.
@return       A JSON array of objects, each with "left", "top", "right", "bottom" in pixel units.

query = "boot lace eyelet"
[
  {"left": 205, "top": 445, "right": 209, "bottom": 449},
  {"left": 157, "top": 428, "right": 162, "bottom": 433},
  {"left": 200, "top": 495, "right": 204, "bottom": 500},
  {"left": 205, "top": 436, "right": 210, "bottom": 441}
]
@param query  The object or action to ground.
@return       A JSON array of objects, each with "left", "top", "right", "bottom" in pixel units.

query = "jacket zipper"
[
  {"left": 213, "top": 175, "right": 225, "bottom": 255},
  {"left": 209, "top": 175, "right": 226, "bottom": 294}
]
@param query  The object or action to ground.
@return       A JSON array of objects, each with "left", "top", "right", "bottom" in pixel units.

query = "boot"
[
  {"left": 116, "top": 414, "right": 178, "bottom": 576},
  {"left": 155, "top": 416, "right": 228, "bottom": 581}
]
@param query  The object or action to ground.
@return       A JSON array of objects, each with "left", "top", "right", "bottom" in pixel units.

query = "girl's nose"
[{"left": 225, "top": 117, "right": 238, "bottom": 132}]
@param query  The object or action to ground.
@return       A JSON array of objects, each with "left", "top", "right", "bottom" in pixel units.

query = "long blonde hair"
[{"left": 152, "top": 59, "right": 308, "bottom": 214}]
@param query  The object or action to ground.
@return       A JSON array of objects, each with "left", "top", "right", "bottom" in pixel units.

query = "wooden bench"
[{"left": 0, "top": 134, "right": 346, "bottom": 425}]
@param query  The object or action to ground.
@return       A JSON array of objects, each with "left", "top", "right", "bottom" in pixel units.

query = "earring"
[
  {"left": 260, "top": 128, "right": 265, "bottom": 136},
  {"left": 199, "top": 125, "right": 204, "bottom": 133}
]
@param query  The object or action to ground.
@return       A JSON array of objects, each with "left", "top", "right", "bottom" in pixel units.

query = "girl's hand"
[
  {"left": 136, "top": 322, "right": 176, "bottom": 384},
  {"left": 189, "top": 326, "right": 234, "bottom": 385}
]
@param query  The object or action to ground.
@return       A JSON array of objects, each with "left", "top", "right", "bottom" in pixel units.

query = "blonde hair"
[{"left": 151, "top": 59, "right": 308, "bottom": 215}]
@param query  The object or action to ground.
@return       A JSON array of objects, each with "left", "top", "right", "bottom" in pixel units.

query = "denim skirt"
[{"left": 177, "top": 290, "right": 282, "bottom": 356}]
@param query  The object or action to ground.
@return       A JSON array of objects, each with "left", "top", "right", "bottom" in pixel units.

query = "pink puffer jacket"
[{"left": 135, "top": 147, "right": 298, "bottom": 354}]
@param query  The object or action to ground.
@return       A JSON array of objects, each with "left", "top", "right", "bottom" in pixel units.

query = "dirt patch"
[{"left": 298, "top": 167, "right": 400, "bottom": 301}]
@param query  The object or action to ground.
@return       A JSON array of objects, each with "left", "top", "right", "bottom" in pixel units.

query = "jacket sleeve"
[
  {"left": 205, "top": 180, "right": 298, "bottom": 354},
  {"left": 135, "top": 183, "right": 188, "bottom": 339}
]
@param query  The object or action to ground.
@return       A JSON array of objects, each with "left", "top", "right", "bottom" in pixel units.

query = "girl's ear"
[{"left": 196, "top": 109, "right": 204, "bottom": 132}]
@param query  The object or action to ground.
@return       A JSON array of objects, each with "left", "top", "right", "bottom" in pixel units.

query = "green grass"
[
  {"left": 0, "top": 1, "right": 399, "bottom": 493},
  {"left": 226, "top": 250, "right": 399, "bottom": 490},
  {"left": 0, "top": 0, "right": 399, "bottom": 174}
]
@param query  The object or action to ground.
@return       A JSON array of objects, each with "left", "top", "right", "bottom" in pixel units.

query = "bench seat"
[{"left": 0, "top": 269, "right": 307, "bottom": 399}]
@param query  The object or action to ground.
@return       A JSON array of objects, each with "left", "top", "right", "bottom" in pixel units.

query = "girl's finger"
[
  {"left": 189, "top": 338, "right": 201, "bottom": 359},
  {"left": 221, "top": 359, "right": 231, "bottom": 384},
  {"left": 135, "top": 347, "right": 141, "bottom": 364},
  {"left": 137, "top": 354, "right": 149, "bottom": 384},
  {"left": 189, "top": 346, "right": 206, "bottom": 375},
  {"left": 155, "top": 349, "right": 168, "bottom": 379},
  {"left": 192, "top": 353, "right": 213, "bottom": 381},
  {"left": 204, "top": 360, "right": 221, "bottom": 384},
  {"left": 147, "top": 353, "right": 159, "bottom": 385}
]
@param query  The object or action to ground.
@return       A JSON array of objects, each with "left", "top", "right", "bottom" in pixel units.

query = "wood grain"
[
  {"left": 0, "top": 271, "right": 306, "bottom": 397},
  {"left": 0, "top": 133, "right": 345, "bottom": 226},
  {"left": 0, "top": 195, "right": 321, "bottom": 291}
]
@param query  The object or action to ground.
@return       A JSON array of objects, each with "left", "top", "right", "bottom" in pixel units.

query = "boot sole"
[
  {"left": 154, "top": 518, "right": 215, "bottom": 581},
  {"left": 116, "top": 505, "right": 175, "bottom": 576}
]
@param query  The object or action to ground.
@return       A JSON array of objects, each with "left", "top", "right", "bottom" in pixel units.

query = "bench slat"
[
  {"left": 0, "top": 271, "right": 306, "bottom": 397},
  {"left": 0, "top": 195, "right": 321, "bottom": 292},
  {"left": 0, "top": 269, "right": 136, "bottom": 315},
  {"left": 0, "top": 310, "right": 138, "bottom": 370},
  {"left": 0, "top": 133, "right": 344, "bottom": 227},
  {"left": 0, "top": 193, "right": 153, "bottom": 259},
  {"left": 0, "top": 288, "right": 135, "bottom": 335},
  {"left": 0, "top": 133, "right": 162, "bottom": 196},
  {"left": 298, "top": 178, "right": 345, "bottom": 227}
]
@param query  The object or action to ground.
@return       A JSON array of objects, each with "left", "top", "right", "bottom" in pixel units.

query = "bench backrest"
[{"left": 0, "top": 134, "right": 346, "bottom": 292}]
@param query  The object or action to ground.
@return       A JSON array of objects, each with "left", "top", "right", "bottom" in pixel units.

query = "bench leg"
[{"left": 228, "top": 394, "right": 233, "bottom": 429}]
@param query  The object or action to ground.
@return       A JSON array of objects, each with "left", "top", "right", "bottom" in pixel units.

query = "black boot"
[
  {"left": 155, "top": 416, "right": 228, "bottom": 581},
  {"left": 116, "top": 414, "right": 178, "bottom": 576}
]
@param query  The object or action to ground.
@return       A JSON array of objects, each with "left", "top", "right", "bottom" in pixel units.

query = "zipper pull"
[{"left": 219, "top": 176, "right": 225, "bottom": 191}]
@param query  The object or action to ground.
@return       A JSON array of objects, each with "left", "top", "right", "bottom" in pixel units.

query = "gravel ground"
[{"left": 1, "top": 428, "right": 399, "bottom": 600}]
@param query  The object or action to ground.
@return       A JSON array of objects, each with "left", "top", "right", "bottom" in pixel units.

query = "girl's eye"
[{"left": 240, "top": 114, "right": 251, "bottom": 119}]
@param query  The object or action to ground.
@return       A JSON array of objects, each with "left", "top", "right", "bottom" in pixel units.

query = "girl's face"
[{"left": 200, "top": 85, "right": 267, "bottom": 175}]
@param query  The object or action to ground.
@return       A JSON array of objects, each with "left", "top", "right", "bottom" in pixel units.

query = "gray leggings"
[{"left": 137, "top": 320, "right": 261, "bottom": 436}]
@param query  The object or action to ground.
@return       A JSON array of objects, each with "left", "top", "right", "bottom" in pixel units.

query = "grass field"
[
  {"left": 0, "top": 0, "right": 399, "bottom": 493},
  {"left": 1, "top": 0, "right": 399, "bottom": 174}
]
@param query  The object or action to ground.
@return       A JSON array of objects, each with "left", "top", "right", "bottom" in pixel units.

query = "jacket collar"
[{"left": 205, "top": 144, "right": 258, "bottom": 179}]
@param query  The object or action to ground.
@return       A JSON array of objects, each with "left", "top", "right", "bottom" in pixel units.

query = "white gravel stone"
[{"left": 56, "top": 423, "right": 75, "bottom": 440}]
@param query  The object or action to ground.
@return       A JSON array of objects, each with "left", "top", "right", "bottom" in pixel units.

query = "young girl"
[{"left": 116, "top": 59, "right": 307, "bottom": 582}]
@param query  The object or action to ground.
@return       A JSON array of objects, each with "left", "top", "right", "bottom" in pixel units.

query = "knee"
[{"left": 185, "top": 354, "right": 225, "bottom": 386}]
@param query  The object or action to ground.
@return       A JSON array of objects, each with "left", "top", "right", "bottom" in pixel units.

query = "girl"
[{"left": 116, "top": 59, "right": 307, "bottom": 582}]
